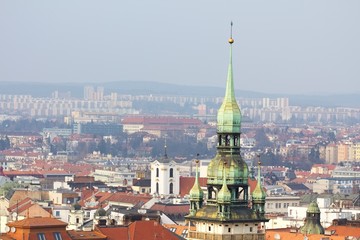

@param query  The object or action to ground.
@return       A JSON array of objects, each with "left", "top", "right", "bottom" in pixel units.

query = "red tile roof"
[
  {"left": 326, "top": 225, "right": 360, "bottom": 237},
  {"left": 95, "top": 226, "right": 129, "bottom": 240},
  {"left": 312, "top": 164, "right": 336, "bottom": 170},
  {"left": 107, "top": 192, "right": 152, "bottom": 207},
  {"left": 97, "top": 220, "right": 180, "bottom": 240},
  {"left": 8, "top": 197, "right": 32, "bottom": 212},
  {"left": 248, "top": 178, "right": 258, "bottom": 194},
  {"left": 163, "top": 224, "right": 195, "bottom": 238},
  {"left": 179, "top": 176, "right": 207, "bottom": 197},
  {"left": 28, "top": 232, "right": 72, "bottom": 240},
  {"left": 67, "top": 230, "right": 107, "bottom": 240},
  {"left": 150, "top": 203, "right": 190, "bottom": 215},
  {"left": 7, "top": 217, "right": 67, "bottom": 228},
  {"left": 266, "top": 228, "right": 350, "bottom": 240}
]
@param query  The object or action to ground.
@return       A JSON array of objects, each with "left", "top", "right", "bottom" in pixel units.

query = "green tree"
[{"left": 0, "top": 181, "right": 21, "bottom": 196}]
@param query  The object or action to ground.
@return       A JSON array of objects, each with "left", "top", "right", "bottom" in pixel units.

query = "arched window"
[
  {"left": 156, "top": 182, "right": 159, "bottom": 193},
  {"left": 170, "top": 168, "right": 174, "bottom": 178},
  {"left": 225, "top": 135, "right": 230, "bottom": 146},
  {"left": 234, "top": 136, "right": 238, "bottom": 146},
  {"left": 156, "top": 168, "right": 159, "bottom": 177},
  {"left": 169, "top": 183, "right": 173, "bottom": 194}
]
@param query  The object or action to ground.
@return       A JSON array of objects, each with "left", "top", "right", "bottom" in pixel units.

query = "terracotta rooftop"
[
  {"left": 150, "top": 203, "right": 190, "bottom": 215},
  {"left": 326, "top": 225, "right": 360, "bottom": 238},
  {"left": 163, "top": 224, "right": 195, "bottom": 239},
  {"left": 96, "top": 220, "right": 181, "bottom": 240},
  {"left": 7, "top": 217, "right": 67, "bottom": 228},
  {"left": 67, "top": 230, "right": 107, "bottom": 240},
  {"left": 8, "top": 197, "right": 32, "bottom": 212},
  {"left": 266, "top": 228, "right": 345, "bottom": 240},
  {"left": 179, "top": 176, "right": 207, "bottom": 197}
]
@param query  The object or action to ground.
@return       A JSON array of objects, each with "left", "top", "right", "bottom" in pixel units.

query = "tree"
[
  {"left": 254, "top": 128, "right": 272, "bottom": 149},
  {"left": 0, "top": 181, "right": 21, "bottom": 196}
]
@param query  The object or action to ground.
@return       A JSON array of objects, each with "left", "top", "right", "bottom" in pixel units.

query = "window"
[
  {"left": 156, "top": 182, "right": 159, "bottom": 193},
  {"left": 228, "top": 228, "right": 231, "bottom": 233},
  {"left": 250, "top": 227, "right": 253, "bottom": 232},
  {"left": 181, "top": 229, "right": 188, "bottom": 237},
  {"left": 156, "top": 168, "right": 159, "bottom": 177},
  {"left": 37, "top": 233, "right": 46, "bottom": 240},
  {"left": 170, "top": 168, "right": 174, "bottom": 178},
  {"left": 208, "top": 226, "right": 211, "bottom": 231},
  {"left": 53, "top": 232, "right": 62, "bottom": 240},
  {"left": 169, "top": 183, "right": 173, "bottom": 194},
  {"left": 55, "top": 211, "right": 60, "bottom": 217}
]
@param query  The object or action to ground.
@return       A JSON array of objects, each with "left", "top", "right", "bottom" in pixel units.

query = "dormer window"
[{"left": 37, "top": 233, "right": 46, "bottom": 240}]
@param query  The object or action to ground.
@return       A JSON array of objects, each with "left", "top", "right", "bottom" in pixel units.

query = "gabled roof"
[
  {"left": 107, "top": 192, "right": 152, "bottom": 207},
  {"left": 150, "top": 203, "right": 190, "bottom": 215},
  {"left": 179, "top": 176, "right": 207, "bottom": 197},
  {"left": 96, "top": 220, "right": 183, "bottom": 240},
  {"left": 8, "top": 197, "right": 32, "bottom": 212},
  {"left": 7, "top": 217, "right": 67, "bottom": 228}
]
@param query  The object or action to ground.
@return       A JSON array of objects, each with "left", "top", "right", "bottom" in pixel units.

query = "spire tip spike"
[{"left": 229, "top": 21, "right": 234, "bottom": 44}]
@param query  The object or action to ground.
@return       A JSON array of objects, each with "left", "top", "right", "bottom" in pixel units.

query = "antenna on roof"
[
  {"left": 164, "top": 135, "right": 168, "bottom": 159},
  {"left": 16, "top": 200, "right": 19, "bottom": 221}
]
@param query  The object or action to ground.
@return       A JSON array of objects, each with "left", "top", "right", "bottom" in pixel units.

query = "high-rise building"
[
  {"left": 185, "top": 31, "right": 268, "bottom": 239},
  {"left": 83, "top": 85, "right": 94, "bottom": 100}
]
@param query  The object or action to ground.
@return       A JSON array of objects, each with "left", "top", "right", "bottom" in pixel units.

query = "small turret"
[
  {"left": 217, "top": 161, "right": 231, "bottom": 219},
  {"left": 217, "top": 162, "right": 231, "bottom": 203},
  {"left": 252, "top": 155, "right": 266, "bottom": 216},
  {"left": 189, "top": 158, "right": 204, "bottom": 216}
]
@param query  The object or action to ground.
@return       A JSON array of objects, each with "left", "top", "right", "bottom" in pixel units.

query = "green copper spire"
[
  {"left": 217, "top": 162, "right": 231, "bottom": 203},
  {"left": 190, "top": 159, "right": 204, "bottom": 200},
  {"left": 217, "top": 23, "right": 242, "bottom": 134},
  {"left": 252, "top": 157, "right": 266, "bottom": 201}
]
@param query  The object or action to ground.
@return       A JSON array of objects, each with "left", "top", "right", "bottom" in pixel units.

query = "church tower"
[
  {"left": 299, "top": 201, "right": 324, "bottom": 235},
  {"left": 150, "top": 143, "right": 180, "bottom": 196},
  {"left": 185, "top": 24, "right": 268, "bottom": 240}
]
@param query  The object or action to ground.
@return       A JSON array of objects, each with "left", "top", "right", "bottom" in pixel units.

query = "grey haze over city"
[{"left": 0, "top": 0, "right": 359, "bottom": 95}]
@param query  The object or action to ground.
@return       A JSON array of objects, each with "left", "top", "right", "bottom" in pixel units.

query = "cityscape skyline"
[{"left": 1, "top": 1, "right": 359, "bottom": 95}]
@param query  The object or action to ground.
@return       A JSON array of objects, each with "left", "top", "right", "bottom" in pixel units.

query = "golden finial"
[
  {"left": 228, "top": 21, "right": 234, "bottom": 44},
  {"left": 257, "top": 153, "right": 261, "bottom": 166},
  {"left": 195, "top": 153, "right": 200, "bottom": 165}
]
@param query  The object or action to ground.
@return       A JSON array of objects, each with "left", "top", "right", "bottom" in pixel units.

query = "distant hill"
[{"left": 0, "top": 81, "right": 359, "bottom": 108}]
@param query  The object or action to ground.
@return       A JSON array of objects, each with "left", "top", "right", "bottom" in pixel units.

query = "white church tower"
[{"left": 150, "top": 144, "right": 180, "bottom": 196}]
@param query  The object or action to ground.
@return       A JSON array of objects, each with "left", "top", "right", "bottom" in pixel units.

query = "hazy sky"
[{"left": 0, "top": 1, "right": 359, "bottom": 94}]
